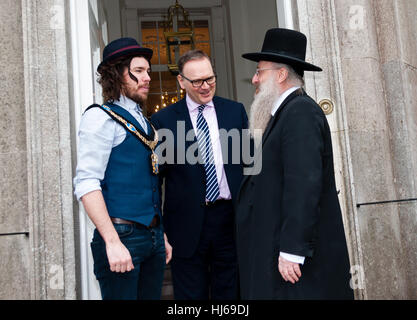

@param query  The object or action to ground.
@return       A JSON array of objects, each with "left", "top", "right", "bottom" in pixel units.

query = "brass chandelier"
[{"left": 161, "top": 0, "right": 196, "bottom": 74}]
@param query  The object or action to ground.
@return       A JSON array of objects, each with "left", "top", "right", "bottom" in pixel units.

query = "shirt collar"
[
  {"left": 114, "top": 95, "right": 142, "bottom": 112},
  {"left": 271, "top": 86, "right": 300, "bottom": 116},
  {"left": 186, "top": 94, "right": 214, "bottom": 113}
]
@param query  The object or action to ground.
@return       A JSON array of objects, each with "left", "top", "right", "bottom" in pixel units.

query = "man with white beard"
[
  {"left": 248, "top": 62, "right": 302, "bottom": 138},
  {"left": 235, "top": 28, "right": 354, "bottom": 300}
]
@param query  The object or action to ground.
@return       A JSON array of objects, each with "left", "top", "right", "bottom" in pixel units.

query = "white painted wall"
[
  {"left": 103, "top": 0, "right": 122, "bottom": 41},
  {"left": 276, "top": 0, "right": 294, "bottom": 29},
  {"left": 224, "top": 0, "right": 279, "bottom": 110},
  {"left": 70, "top": 0, "right": 109, "bottom": 300}
]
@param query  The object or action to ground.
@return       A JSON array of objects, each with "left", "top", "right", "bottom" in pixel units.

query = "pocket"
[{"left": 113, "top": 223, "right": 134, "bottom": 239}]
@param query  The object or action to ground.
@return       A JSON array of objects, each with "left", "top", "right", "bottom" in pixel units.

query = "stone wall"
[
  {"left": 0, "top": 0, "right": 31, "bottom": 300},
  {"left": 296, "top": 0, "right": 417, "bottom": 299},
  {"left": 22, "top": 0, "right": 77, "bottom": 300},
  {"left": 375, "top": 0, "right": 417, "bottom": 299},
  {"left": 0, "top": 0, "right": 77, "bottom": 299}
]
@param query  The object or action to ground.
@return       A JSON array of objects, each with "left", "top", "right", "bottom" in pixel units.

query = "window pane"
[
  {"left": 147, "top": 43, "right": 160, "bottom": 65},
  {"left": 158, "top": 43, "right": 169, "bottom": 65},
  {"left": 141, "top": 19, "right": 211, "bottom": 115},
  {"left": 195, "top": 43, "right": 211, "bottom": 57},
  {"left": 141, "top": 21, "right": 157, "bottom": 42},
  {"left": 149, "top": 72, "right": 161, "bottom": 94},
  {"left": 161, "top": 71, "right": 177, "bottom": 93},
  {"left": 193, "top": 20, "right": 210, "bottom": 42},
  {"left": 146, "top": 94, "right": 163, "bottom": 116},
  {"left": 141, "top": 21, "right": 159, "bottom": 65},
  {"left": 157, "top": 21, "right": 166, "bottom": 43},
  {"left": 161, "top": 92, "right": 180, "bottom": 107},
  {"left": 179, "top": 44, "right": 193, "bottom": 57}
]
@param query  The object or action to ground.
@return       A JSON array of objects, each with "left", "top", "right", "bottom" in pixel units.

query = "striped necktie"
[{"left": 196, "top": 105, "right": 220, "bottom": 202}]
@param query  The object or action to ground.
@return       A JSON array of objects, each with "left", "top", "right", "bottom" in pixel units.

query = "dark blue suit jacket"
[{"left": 151, "top": 96, "right": 248, "bottom": 258}]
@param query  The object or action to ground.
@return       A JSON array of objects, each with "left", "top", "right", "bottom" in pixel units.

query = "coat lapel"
[
  {"left": 237, "top": 89, "right": 304, "bottom": 202},
  {"left": 212, "top": 96, "right": 232, "bottom": 179},
  {"left": 174, "top": 98, "right": 205, "bottom": 175},
  {"left": 174, "top": 98, "right": 197, "bottom": 146},
  {"left": 213, "top": 96, "right": 227, "bottom": 130},
  {"left": 212, "top": 97, "right": 232, "bottom": 163},
  {"left": 261, "top": 88, "right": 304, "bottom": 145}
]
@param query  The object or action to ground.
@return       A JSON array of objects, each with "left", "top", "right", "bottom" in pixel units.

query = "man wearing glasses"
[{"left": 151, "top": 50, "right": 248, "bottom": 300}]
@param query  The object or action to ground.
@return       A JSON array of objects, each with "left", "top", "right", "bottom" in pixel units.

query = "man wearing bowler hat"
[
  {"left": 235, "top": 28, "right": 354, "bottom": 299},
  {"left": 74, "top": 38, "right": 172, "bottom": 300}
]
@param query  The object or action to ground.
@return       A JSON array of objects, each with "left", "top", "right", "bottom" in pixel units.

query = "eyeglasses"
[
  {"left": 180, "top": 74, "right": 217, "bottom": 88},
  {"left": 254, "top": 68, "right": 282, "bottom": 77}
]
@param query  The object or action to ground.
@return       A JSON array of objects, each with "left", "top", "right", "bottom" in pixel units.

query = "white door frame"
[
  {"left": 276, "top": 0, "right": 295, "bottom": 29},
  {"left": 69, "top": 0, "right": 108, "bottom": 300}
]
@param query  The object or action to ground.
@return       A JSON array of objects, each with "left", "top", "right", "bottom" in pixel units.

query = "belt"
[
  {"left": 111, "top": 215, "right": 160, "bottom": 229},
  {"left": 205, "top": 199, "right": 232, "bottom": 207}
]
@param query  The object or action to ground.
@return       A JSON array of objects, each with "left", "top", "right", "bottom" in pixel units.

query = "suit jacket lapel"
[
  {"left": 174, "top": 98, "right": 206, "bottom": 175},
  {"left": 213, "top": 96, "right": 226, "bottom": 130},
  {"left": 175, "top": 98, "right": 196, "bottom": 145},
  {"left": 212, "top": 96, "right": 231, "bottom": 175}
]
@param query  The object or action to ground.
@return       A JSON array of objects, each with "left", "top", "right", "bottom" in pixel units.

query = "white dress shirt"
[
  {"left": 271, "top": 86, "right": 300, "bottom": 117},
  {"left": 73, "top": 96, "right": 149, "bottom": 201},
  {"left": 186, "top": 94, "right": 232, "bottom": 200},
  {"left": 271, "top": 86, "right": 306, "bottom": 265}
]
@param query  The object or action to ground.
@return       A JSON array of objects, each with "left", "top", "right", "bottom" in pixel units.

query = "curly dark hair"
[{"left": 97, "top": 55, "right": 148, "bottom": 103}]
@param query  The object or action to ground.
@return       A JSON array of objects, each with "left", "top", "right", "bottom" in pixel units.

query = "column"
[{"left": 22, "top": 0, "right": 76, "bottom": 300}]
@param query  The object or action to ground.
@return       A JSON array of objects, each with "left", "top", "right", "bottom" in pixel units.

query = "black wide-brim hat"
[
  {"left": 97, "top": 37, "right": 153, "bottom": 71},
  {"left": 242, "top": 28, "right": 322, "bottom": 75}
]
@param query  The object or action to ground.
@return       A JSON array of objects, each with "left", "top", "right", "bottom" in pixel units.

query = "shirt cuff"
[
  {"left": 280, "top": 252, "right": 305, "bottom": 265},
  {"left": 74, "top": 179, "right": 102, "bottom": 201}
]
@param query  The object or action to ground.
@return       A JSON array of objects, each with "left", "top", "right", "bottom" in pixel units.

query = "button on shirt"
[
  {"left": 73, "top": 95, "right": 149, "bottom": 201},
  {"left": 186, "top": 94, "right": 232, "bottom": 201}
]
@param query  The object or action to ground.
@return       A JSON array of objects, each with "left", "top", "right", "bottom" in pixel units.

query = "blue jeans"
[{"left": 90, "top": 222, "right": 166, "bottom": 300}]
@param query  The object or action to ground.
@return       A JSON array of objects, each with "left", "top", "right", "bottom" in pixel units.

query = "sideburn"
[
  {"left": 128, "top": 68, "right": 138, "bottom": 83},
  {"left": 118, "top": 58, "right": 138, "bottom": 98},
  {"left": 119, "top": 57, "right": 138, "bottom": 85}
]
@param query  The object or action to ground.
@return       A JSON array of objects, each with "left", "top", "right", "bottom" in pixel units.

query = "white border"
[{"left": 69, "top": 0, "right": 96, "bottom": 300}]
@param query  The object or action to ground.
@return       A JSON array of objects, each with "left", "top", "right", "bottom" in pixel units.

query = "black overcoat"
[{"left": 235, "top": 89, "right": 354, "bottom": 299}]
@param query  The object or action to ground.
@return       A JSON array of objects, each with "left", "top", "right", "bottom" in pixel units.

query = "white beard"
[{"left": 249, "top": 76, "right": 281, "bottom": 139}]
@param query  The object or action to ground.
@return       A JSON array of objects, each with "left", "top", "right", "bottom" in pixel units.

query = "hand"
[
  {"left": 164, "top": 233, "right": 173, "bottom": 264},
  {"left": 278, "top": 255, "right": 302, "bottom": 284},
  {"left": 106, "top": 240, "right": 134, "bottom": 273}
]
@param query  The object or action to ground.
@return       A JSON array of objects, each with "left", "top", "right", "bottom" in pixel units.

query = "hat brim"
[
  {"left": 98, "top": 47, "right": 153, "bottom": 71},
  {"left": 242, "top": 52, "right": 322, "bottom": 72}
]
